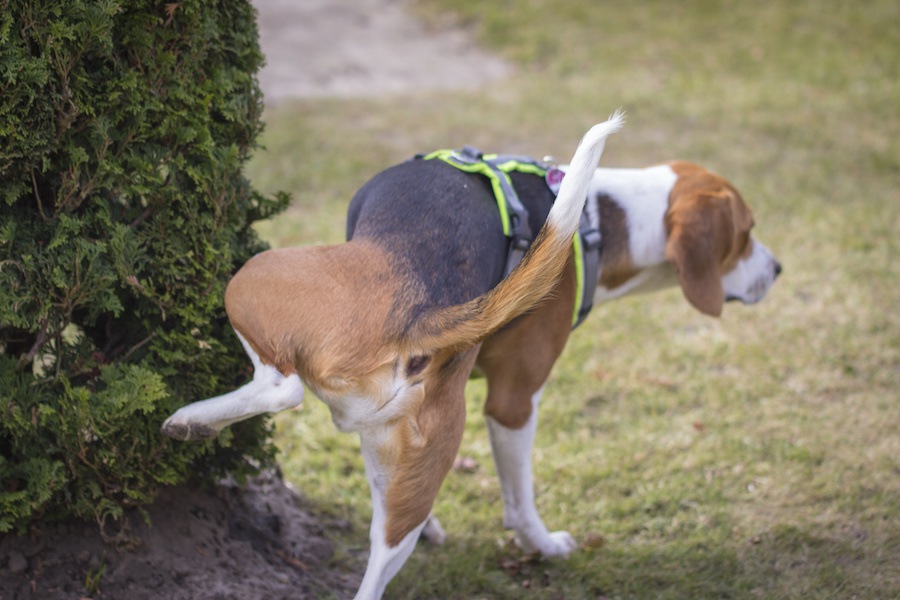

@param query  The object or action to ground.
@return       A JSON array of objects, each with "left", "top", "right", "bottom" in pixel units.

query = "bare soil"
[
  {"left": 0, "top": 471, "right": 360, "bottom": 599},
  {"left": 0, "top": 2, "right": 508, "bottom": 599}
]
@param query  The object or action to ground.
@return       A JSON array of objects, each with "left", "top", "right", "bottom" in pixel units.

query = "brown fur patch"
[
  {"left": 595, "top": 194, "right": 640, "bottom": 290},
  {"left": 478, "top": 255, "right": 578, "bottom": 429},
  {"left": 225, "top": 240, "right": 415, "bottom": 382},
  {"left": 382, "top": 347, "right": 475, "bottom": 545}
]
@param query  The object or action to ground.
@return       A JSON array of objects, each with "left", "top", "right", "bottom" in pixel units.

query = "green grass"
[{"left": 248, "top": 1, "right": 899, "bottom": 597}]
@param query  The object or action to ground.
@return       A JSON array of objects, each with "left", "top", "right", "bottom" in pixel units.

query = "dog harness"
[{"left": 419, "top": 147, "right": 602, "bottom": 329}]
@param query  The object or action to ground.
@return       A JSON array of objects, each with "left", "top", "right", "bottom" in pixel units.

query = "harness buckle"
[
  {"left": 511, "top": 236, "right": 531, "bottom": 251},
  {"left": 581, "top": 227, "right": 602, "bottom": 252},
  {"left": 455, "top": 146, "right": 484, "bottom": 163},
  {"left": 505, "top": 235, "right": 531, "bottom": 277}
]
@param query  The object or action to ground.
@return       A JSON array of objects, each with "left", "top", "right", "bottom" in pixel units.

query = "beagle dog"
[
  {"left": 162, "top": 112, "right": 781, "bottom": 599},
  {"left": 473, "top": 158, "right": 781, "bottom": 566}
]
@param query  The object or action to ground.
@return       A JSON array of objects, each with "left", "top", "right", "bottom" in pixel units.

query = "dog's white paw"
[
  {"left": 521, "top": 530, "right": 577, "bottom": 558},
  {"left": 541, "top": 530, "right": 578, "bottom": 557},
  {"left": 161, "top": 413, "right": 219, "bottom": 441},
  {"left": 420, "top": 514, "right": 447, "bottom": 545}
]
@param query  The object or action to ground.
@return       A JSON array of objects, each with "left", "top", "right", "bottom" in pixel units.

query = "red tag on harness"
[{"left": 545, "top": 167, "right": 565, "bottom": 195}]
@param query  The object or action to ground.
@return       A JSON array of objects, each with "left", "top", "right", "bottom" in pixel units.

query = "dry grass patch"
[{"left": 250, "top": 1, "right": 898, "bottom": 597}]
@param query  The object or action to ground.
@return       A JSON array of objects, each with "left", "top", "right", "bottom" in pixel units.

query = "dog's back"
[{"left": 346, "top": 159, "right": 557, "bottom": 312}]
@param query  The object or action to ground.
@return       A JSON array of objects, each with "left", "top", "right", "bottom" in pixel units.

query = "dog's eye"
[{"left": 406, "top": 355, "right": 431, "bottom": 377}]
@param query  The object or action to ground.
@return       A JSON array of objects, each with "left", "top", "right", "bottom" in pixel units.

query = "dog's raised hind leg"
[{"left": 161, "top": 331, "right": 303, "bottom": 441}]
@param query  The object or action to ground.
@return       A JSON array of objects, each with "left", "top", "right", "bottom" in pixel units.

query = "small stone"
[
  {"left": 274, "top": 571, "right": 290, "bottom": 584},
  {"left": 23, "top": 541, "right": 45, "bottom": 558},
  {"left": 7, "top": 551, "right": 28, "bottom": 573}
]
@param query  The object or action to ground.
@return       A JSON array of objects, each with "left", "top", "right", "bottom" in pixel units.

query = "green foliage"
[
  {"left": 85, "top": 562, "right": 106, "bottom": 596},
  {"left": 0, "top": 0, "right": 289, "bottom": 532}
]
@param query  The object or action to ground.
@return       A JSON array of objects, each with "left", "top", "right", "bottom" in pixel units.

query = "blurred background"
[{"left": 249, "top": 1, "right": 898, "bottom": 598}]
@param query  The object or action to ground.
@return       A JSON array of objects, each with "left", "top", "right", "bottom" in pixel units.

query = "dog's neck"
[{"left": 588, "top": 165, "right": 680, "bottom": 304}]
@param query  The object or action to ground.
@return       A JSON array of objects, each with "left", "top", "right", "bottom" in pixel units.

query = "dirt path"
[{"left": 254, "top": 0, "right": 510, "bottom": 102}]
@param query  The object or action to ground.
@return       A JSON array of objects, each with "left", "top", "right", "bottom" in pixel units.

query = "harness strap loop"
[
  {"left": 422, "top": 148, "right": 537, "bottom": 278},
  {"left": 483, "top": 155, "right": 535, "bottom": 278},
  {"left": 573, "top": 215, "right": 602, "bottom": 328}
]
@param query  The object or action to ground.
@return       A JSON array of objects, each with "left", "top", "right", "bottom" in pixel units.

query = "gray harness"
[{"left": 419, "top": 146, "right": 602, "bottom": 329}]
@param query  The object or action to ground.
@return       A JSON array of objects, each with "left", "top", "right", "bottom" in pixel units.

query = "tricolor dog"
[{"left": 162, "top": 113, "right": 781, "bottom": 599}]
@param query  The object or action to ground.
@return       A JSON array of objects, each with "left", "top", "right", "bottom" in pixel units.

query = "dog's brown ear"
[{"left": 665, "top": 203, "right": 726, "bottom": 317}]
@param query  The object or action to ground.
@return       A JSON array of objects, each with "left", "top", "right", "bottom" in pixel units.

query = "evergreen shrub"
[{"left": 0, "top": 0, "right": 289, "bottom": 532}]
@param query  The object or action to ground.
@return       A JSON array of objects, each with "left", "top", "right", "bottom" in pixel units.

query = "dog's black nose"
[{"left": 774, "top": 261, "right": 783, "bottom": 278}]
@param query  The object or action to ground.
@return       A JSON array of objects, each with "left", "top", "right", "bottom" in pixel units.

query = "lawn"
[{"left": 248, "top": 1, "right": 899, "bottom": 598}]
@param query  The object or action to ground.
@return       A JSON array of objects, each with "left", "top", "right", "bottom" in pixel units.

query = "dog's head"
[{"left": 664, "top": 161, "right": 781, "bottom": 317}]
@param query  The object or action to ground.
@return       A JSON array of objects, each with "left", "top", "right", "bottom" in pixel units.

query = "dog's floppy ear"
[{"left": 664, "top": 197, "right": 728, "bottom": 317}]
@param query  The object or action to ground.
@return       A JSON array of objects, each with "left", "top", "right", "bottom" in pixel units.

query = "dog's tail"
[{"left": 409, "top": 110, "right": 625, "bottom": 355}]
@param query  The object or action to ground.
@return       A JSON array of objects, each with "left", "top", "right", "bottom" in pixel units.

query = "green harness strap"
[
  {"left": 422, "top": 147, "right": 536, "bottom": 279},
  {"left": 420, "top": 147, "right": 602, "bottom": 329}
]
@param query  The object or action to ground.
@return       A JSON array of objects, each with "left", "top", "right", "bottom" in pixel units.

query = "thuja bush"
[{"left": 0, "top": 0, "right": 289, "bottom": 532}]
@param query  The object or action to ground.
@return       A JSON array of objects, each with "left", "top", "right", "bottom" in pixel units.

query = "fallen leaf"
[{"left": 581, "top": 532, "right": 606, "bottom": 549}]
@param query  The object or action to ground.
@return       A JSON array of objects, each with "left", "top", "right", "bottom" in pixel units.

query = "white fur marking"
[
  {"left": 316, "top": 368, "right": 424, "bottom": 434},
  {"left": 722, "top": 239, "right": 779, "bottom": 304},
  {"left": 547, "top": 112, "right": 625, "bottom": 235},
  {"left": 589, "top": 164, "right": 677, "bottom": 267}
]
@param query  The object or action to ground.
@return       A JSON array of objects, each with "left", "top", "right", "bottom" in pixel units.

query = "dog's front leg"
[{"left": 486, "top": 387, "right": 577, "bottom": 557}]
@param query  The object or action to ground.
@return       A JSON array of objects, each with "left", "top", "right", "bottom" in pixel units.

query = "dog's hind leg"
[
  {"left": 354, "top": 442, "right": 432, "bottom": 600},
  {"left": 354, "top": 419, "right": 463, "bottom": 599},
  {"left": 353, "top": 352, "right": 471, "bottom": 599},
  {"left": 161, "top": 331, "right": 304, "bottom": 441},
  {"left": 420, "top": 513, "right": 447, "bottom": 545},
  {"left": 477, "top": 256, "right": 577, "bottom": 557},
  {"left": 486, "top": 387, "right": 577, "bottom": 557}
]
